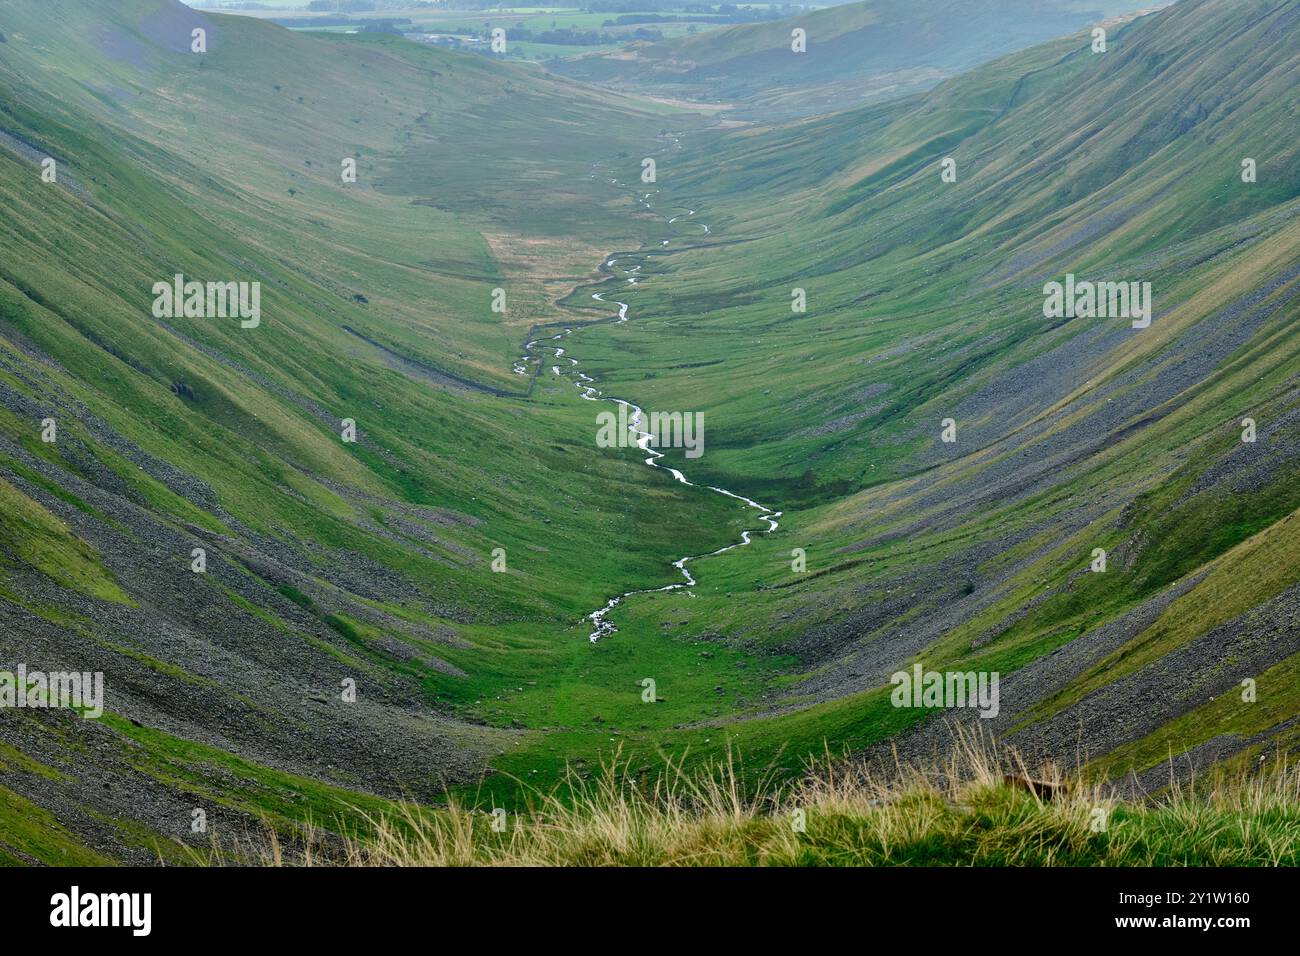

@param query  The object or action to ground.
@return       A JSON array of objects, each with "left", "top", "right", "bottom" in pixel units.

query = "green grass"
[
  {"left": 0, "top": 785, "right": 115, "bottom": 866},
  {"left": 254, "top": 735, "right": 1300, "bottom": 866},
  {"left": 0, "top": 476, "right": 131, "bottom": 604}
]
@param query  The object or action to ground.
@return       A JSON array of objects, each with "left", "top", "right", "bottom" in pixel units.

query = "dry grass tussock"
[{"left": 193, "top": 727, "right": 1300, "bottom": 867}]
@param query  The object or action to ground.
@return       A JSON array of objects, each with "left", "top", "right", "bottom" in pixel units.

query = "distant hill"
[{"left": 555, "top": 0, "right": 1167, "bottom": 118}]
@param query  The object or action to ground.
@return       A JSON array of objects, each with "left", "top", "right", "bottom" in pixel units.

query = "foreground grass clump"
[{"left": 240, "top": 734, "right": 1300, "bottom": 867}]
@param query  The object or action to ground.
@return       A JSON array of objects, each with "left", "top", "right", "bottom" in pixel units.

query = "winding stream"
[{"left": 515, "top": 189, "right": 782, "bottom": 643}]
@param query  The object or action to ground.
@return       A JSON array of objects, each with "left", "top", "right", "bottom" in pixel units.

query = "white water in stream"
[{"left": 515, "top": 192, "right": 782, "bottom": 642}]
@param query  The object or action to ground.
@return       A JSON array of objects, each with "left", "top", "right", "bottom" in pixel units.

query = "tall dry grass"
[{"left": 202, "top": 728, "right": 1300, "bottom": 866}]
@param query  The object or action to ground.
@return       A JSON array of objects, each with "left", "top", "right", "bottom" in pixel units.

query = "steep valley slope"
[
  {"left": 569, "top": 0, "right": 1300, "bottom": 791},
  {"left": 0, "top": 0, "right": 732, "bottom": 863}
]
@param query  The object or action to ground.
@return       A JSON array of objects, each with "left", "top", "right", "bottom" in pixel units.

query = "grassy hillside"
[{"left": 0, "top": 0, "right": 744, "bottom": 863}]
